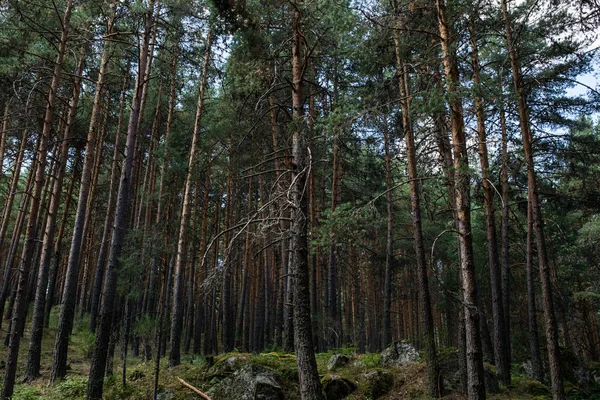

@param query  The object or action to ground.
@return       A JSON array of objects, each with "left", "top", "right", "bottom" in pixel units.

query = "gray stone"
[
  {"left": 380, "top": 341, "right": 419, "bottom": 368},
  {"left": 484, "top": 365, "right": 499, "bottom": 394},
  {"left": 156, "top": 389, "right": 175, "bottom": 400},
  {"left": 352, "top": 359, "right": 366, "bottom": 368},
  {"left": 209, "top": 354, "right": 250, "bottom": 377},
  {"left": 327, "top": 354, "right": 351, "bottom": 371},
  {"left": 322, "top": 375, "right": 357, "bottom": 400},
  {"left": 362, "top": 370, "right": 394, "bottom": 399},
  {"left": 208, "top": 363, "right": 285, "bottom": 400}
]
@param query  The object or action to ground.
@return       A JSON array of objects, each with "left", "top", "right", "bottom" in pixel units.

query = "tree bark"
[
  {"left": 468, "top": 17, "right": 510, "bottom": 386},
  {"left": 394, "top": 30, "right": 442, "bottom": 397},
  {"left": 526, "top": 201, "right": 545, "bottom": 382},
  {"left": 87, "top": 3, "right": 155, "bottom": 398},
  {"left": 51, "top": 9, "right": 114, "bottom": 381},
  {"left": 89, "top": 68, "right": 129, "bottom": 332},
  {"left": 501, "top": 1, "right": 564, "bottom": 398},
  {"left": 1, "top": 1, "right": 73, "bottom": 397},
  {"left": 290, "top": 2, "right": 325, "bottom": 399},
  {"left": 436, "top": 0, "right": 486, "bottom": 398},
  {"left": 25, "top": 52, "right": 84, "bottom": 382},
  {"left": 499, "top": 89, "right": 511, "bottom": 364},
  {"left": 169, "top": 29, "right": 212, "bottom": 367}
]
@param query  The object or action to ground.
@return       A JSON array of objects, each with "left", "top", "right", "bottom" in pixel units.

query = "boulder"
[
  {"left": 327, "top": 354, "right": 351, "bottom": 371},
  {"left": 361, "top": 370, "right": 394, "bottom": 399},
  {"left": 209, "top": 354, "right": 251, "bottom": 377},
  {"left": 156, "top": 389, "right": 175, "bottom": 400},
  {"left": 208, "top": 364, "right": 284, "bottom": 400},
  {"left": 322, "top": 374, "right": 357, "bottom": 400},
  {"left": 484, "top": 365, "right": 499, "bottom": 394},
  {"left": 380, "top": 341, "right": 419, "bottom": 368}
]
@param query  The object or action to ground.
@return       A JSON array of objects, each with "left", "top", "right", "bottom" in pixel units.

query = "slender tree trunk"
[
  {"left": 381, "top": 119, "right": 394, "bottom": 349},
  {"left": 468, "top": 17, "right": 510, "bottom": 386},
  {"left": 0, "top": 103, "right": 8, "bottom": 177},
  {"left": 46, "top": 153, "right": 80, "bottom": 327},
  {"left": 394, "top": 31, "right": 441, "bottom": 397},
  {"left": 1, "top": 2, "right": 73, "bottom": 398},
  {"left": 25, "top": 53, "right": 84, "bottom": 381},
  {"left": 87, "top": 4, "right": 155, "bottom": 398},
  {"left": 90, "top": 69, "right": 128, "bottom": 332},
  {"left": 501, "top": 1, "right": 564, "bottom": 398},
  {"left": 290, "top": 2, "right": 325, "bottom": 399},
  {"left": 51, "top": 12, "right": 114, "bottom": 380},
  {"left": 526, "top": 201, "right": 544, "bottom": 382},
  {"left": 0, "top": 159, "right": 34, "bottom": 327},
  {"left": 499, "top": 91, "right": 511, "bottom": 364},
  {"left": 436, "top": 0, "right": 486, "bottom": 398},
  {"left": 0, "top": 128, "right": 28, "bottom": 254},
  {"left": 169, "top": 29, "right": 212, "bottom": 367}
]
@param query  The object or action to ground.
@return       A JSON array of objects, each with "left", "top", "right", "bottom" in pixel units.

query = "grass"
[{"left": 1, "top": 310, "right": 598, "bottom": 399}]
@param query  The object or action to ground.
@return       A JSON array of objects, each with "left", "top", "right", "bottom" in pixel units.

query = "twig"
[{"left": 177, "top": 377, "right": 212, "bottom": 400}]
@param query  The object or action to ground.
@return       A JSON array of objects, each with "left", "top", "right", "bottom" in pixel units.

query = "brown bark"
[
  {"left": 436, "top": 0, "right": 486, "bottom": 398},
  {"left": 87, "top": 3, "right": 155, "bottom": 397},
  {"left": 90, "top": 68, "right": 129, "bottom": 332},
  {"left": 25, "top": 52, "right": 84, "bottom": 381},
  {"left": 394, "top": 30, "right": 441, "bottom": 397},
  {"left": 526, "top": 201, "right": 544, "bottom": 382},
  {"left": 501, "top": 1, "right": 564, "bottom": 397},
  {"left": 290, "top": 2, "right": 325, "bottom": 399},
  {"left": 169, "top": 29, "right": 213, "bottom": 367},
  {"left": 499, "top": 90, "right": 511, "bottom": 363},
  {"left": 1, "top": 1, "right": 74, "bottom": 397},
  {"left": 51, "top": 9, "right": 114, "bottom": 381},
  {"left": 468, "top": 17, "right": 510, "bottom": 385}
]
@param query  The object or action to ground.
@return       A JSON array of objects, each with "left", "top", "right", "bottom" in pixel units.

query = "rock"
[
  {"left": 156, "top": 389, "right": 175, "bottom": 400},
  {"left": 208, "top": 364, "right": 284, "bottom": 400},
  {"left": 322, "top": 374, "right": 357, "bottom": 400},
  {"left": 361, "top": 370, "right": 394, "bottom": 399},
  {"left": 352, "top": 359, "right": 366, "bottom": 368},
  {"left": 209, "top": 354, "right": 251, "bottom": 377},
  {"left": 327, "top": 354, "right": 351, "bottom": 371},
  {"left": 484, "top": 365, "right": 499, "bottom": 394},
  {"left": 380, "top": 340, "right": 419, "bottom": 368}
]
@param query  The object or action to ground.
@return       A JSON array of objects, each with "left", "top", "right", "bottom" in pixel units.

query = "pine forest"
[{"left": 0, "top": 0, "right": 599, "bottom": 399}]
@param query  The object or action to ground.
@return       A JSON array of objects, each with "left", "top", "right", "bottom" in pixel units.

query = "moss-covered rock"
[
  {"left": 208, "top": 353, "right": 251, "bottom": 377},
  {"left": 208, "top": 363, "right": 284, "bottom": 400},
  {"left": 327, "top": 354, "right": 351, "bottom": 371},
  {"left": 360, "top": 369, "right": 394, "bottom": 399},
  {"left": 321, "top": 374, "right": 357, "bottom": 400},
  {"left": 380, "top": 341, "right": 419, "bottom": 368}
]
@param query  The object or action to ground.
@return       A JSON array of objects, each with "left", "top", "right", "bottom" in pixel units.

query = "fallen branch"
[{"left": 177, "top": 377, "right": 212, "bottom": 400}]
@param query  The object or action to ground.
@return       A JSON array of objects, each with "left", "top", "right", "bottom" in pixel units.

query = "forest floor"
[{"left": 0, "top": 309, "right": 589, "bottom": 399}]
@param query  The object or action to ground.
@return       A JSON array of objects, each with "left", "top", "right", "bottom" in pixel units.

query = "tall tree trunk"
[
  {"left": 168, "top": 29, "right": 212, "bottom": 367},
  {"left": 0, "top": 128, "right": 28, "bottom": 254},
  {"left": 290, "top": 2, "right": 325, "bottom": 399},
  {"left": 394, "top": 30, "right": 441, "bottom": 397},
  {"left": 87, "top": 4, "right": 155, "bottom": 398},
  {"left": 90, "top": 69, "right": 129, "bottom": 332},
  {"left": 46, "top": 153, "right": 81, "bottom": 327},
  {"left": 501, "top": 1, "right": 564, "bottom": 398},
  {"left": 436, "top": 0, "right": 486, "bottom": 398},
  {"left": 499, "top": 89, "right": 511, "bottom": 363},
  {"left": 1, "top": 1, "right": 74, "bottom": 397},
  {"left": 51, "top": 9, "right": 114, "bottom": 381},
  {"left": 381, "top": 119, "right": 394, "bottom": 349},
  {"left": 0, "top": 103, "right": 8, "bottom": 177},
  {"left": 25, "top": 52, "right": 84, "bottom": 382},
  {"left": 468, "top": 17, "right": 510, "bottom": 386},
  {"left": 526, "top": 201, "right": 544, "bottom": 382}
]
